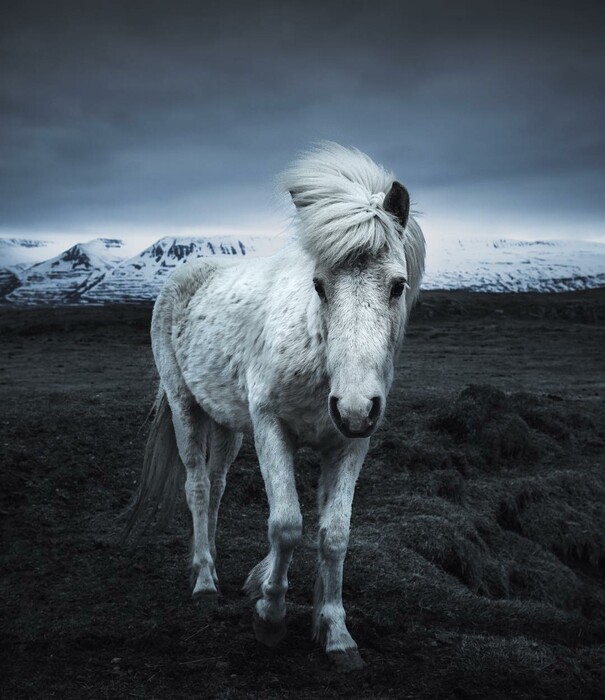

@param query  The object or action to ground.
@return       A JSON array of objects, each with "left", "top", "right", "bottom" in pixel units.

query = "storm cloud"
[{"left": 1, "top": 0, "right": 604, "bottom": 240}]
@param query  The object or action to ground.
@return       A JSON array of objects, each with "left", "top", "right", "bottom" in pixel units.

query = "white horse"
[{"left": 125, "top": 142, "right": 426, "bottom": 671}]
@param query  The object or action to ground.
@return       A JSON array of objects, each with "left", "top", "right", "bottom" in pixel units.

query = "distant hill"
[
  {"left": 6, "top": 239, "right": 127, "bottom": 304},
  {"left": 423, "top": 238, "right": 605, "bottom": 293},
  {"left": 0, "top": 238, "right": 57, "bottom": 269}
]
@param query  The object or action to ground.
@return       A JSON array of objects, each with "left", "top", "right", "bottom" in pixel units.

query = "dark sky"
[{"left": 1, "top": 0, "right": 604, "bottom": 243}]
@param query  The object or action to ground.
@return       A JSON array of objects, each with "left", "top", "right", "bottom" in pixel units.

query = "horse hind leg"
[
  {"left": 206, "top": 422, "right": 243, "bottom": 590},
  {"left": 168, "top": 397, "right": 217, "bottom": 603}
]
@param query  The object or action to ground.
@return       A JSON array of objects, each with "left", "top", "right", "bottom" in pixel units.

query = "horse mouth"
[{"left": 333, "top": 421, "right": 377, "bottom": 439}]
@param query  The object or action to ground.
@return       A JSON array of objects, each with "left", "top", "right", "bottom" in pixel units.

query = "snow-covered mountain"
[
  {"left": 1, "top": 234, "right": 604, "bottom": 305},
  {"left": 423, "top": 238, "right": 605, "bottom": 292},
  {"left": 84, "top": 235, "right": 281, "bottom": 302},
  {"left": 6, "top": 238, "right": 128, "bottom": 304},
  {"left": 0, "top": 238, "right": 58, "bottom": 269}
]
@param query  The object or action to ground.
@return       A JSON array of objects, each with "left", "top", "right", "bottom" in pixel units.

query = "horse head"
[{"left": 309, "top": 182, "right": 412, "bottom": 438}]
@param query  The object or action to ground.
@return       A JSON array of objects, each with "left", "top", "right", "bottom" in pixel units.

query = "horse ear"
[
  {"left": 383, "top": 181, "right": 410, "bottom": 229},
  {"left": 289, "top": 188, "right": 313, "bottom": 209}
]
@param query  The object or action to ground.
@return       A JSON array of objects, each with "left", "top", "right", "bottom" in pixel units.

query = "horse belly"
[
  {"left": 174, "top": 314, "right": 252, "bottom": 433},
  {"left": 180, "top": 348, "right": 251, "bottom": 431},
  {"left": 197, "top": 390, "right": 251, "bottom": 432}
]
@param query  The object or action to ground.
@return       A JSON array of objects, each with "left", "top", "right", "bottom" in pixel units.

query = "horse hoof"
[
  {"left": 253, "top": 609, "right": 286, "bottom": 648},
  {"left": 328, "top": 648, "right": 366, "bottom": 672}
]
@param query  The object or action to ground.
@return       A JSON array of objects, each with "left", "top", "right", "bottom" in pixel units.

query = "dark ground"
[{"left": 1, "top": 290, "right": 604, "bottom": 699}]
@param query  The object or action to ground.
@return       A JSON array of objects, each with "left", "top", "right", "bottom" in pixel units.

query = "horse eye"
[
  {"left": 313, "top": 277, "right": 327, "bottom": 302},
  {"left": 390, "top": 279, "right": 407, "bottom": 299}
]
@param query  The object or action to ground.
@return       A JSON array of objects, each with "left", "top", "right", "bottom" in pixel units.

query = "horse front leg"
[
  {"left": 244, "top": 412, "right": 302, "bottom": 647},
  {"left": 314, "top": 440, "right": 369, "bottom": 671}
]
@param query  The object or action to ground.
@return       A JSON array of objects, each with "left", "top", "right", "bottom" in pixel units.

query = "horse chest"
[{"left": 269, "top": 367, "right": 335, "bottom": 445}]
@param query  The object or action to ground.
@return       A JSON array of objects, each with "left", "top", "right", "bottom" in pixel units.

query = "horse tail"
[{"left": 120, "top": 385, "right": 184, "bottom": 543}]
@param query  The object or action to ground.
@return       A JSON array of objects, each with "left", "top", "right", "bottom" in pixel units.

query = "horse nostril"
[
  {"left": 369, "top": 396, "right": 381, "bottom": 422},
  {"left": 329, "top": 395, "right": 341, "bottom": 421}
]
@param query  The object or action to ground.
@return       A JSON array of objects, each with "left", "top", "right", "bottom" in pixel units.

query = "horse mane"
[
  {"left": 401, "top": 217, "right": 426, "bottom": 312},
  {"left": 280, "top": 141, "right": 425, "bottom": 308}
]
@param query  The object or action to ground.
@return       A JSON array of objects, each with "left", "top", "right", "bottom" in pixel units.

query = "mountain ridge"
[
  {"left": 1, "top": 234, "right": 604, "bottom": 304},
  {"left": 6, "top": 239, "right": 128, "bottom": 304},
  {"left": 84, "top": 235, "right": 279, "bottom": 302}
]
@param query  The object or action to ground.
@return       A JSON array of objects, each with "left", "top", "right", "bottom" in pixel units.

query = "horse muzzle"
[{"left": 328, "top": 394, "right": 383, "bottom": 439}]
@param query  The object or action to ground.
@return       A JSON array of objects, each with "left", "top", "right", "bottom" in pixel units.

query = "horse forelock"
[{"left": 280, "top": 142, "right": 416, "bottom": 270}]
